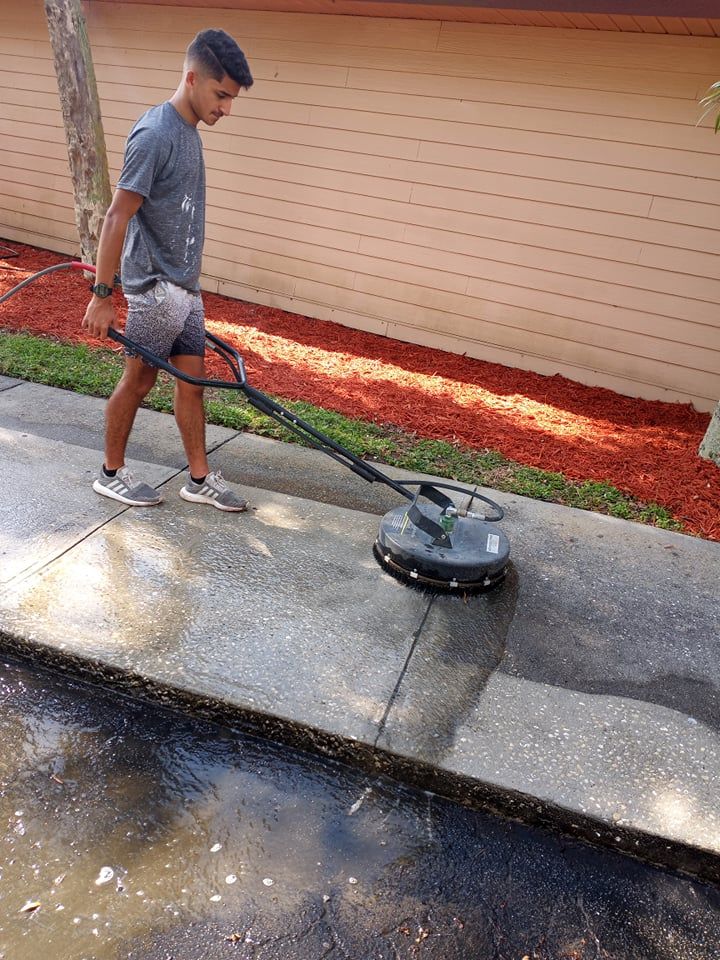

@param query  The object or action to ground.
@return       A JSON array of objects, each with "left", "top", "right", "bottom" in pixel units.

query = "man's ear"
[{"left": 185, "top": 68, "right": 197, "bottom": 89}]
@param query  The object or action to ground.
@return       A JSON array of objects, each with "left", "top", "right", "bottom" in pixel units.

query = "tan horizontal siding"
[
  {"left": 61, "top": 3, "right": 720, "bottom": 39},
  {"left": 346, "top": 67, "right": 707, "bottom": 123},
  {"left": 0, "top": 3, "right": 79, "bottom": 260},
  {"left": 1, "top": 147, "right": 75, "bottom": 182},
  {"left": 201, "top": 229, "right": 720, "bottom": 339},
  {"left": 1, "top": 1, "right": 719, "bottom": 411},
  {"left": 435, "top": 21, "right": 720, "bottom": 72},
  {"left": 0, "top": 224, "right": 76, "bottom": 258},
  {"left": 0, "top": 207, "right": 78, "bottom": 247},
  {"left": 415, "top": 141, "right": 718, "bottom": 207},
  {"left": 202, "top": 177, "right": 720, "bottom": 324},
  {"left": 1, "top": 131, "right": 69, "bottom": 164},
  {"left": 0, "top": 179, "right": 74, "bottom": 213}
]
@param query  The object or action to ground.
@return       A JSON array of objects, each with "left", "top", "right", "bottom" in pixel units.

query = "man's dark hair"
[{"left": 187, "top": 29, "right": 253, "bottom": 89}]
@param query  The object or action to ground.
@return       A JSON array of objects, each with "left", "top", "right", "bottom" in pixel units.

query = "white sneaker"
[
  {"left": 179, "top": 470, "right": 248, "bottom": 512},
  {"left": 93, "top": 466, "right": 163, "bottom": 506}
]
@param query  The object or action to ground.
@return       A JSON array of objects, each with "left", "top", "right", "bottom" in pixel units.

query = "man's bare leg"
[
  {"left": 92, "top": 355, "right": 163, "bottom": 506},
  {"left": 171, "top": 354, "right": 209, "bottom": 479},
  {"left": 105, "top": 356, "right": 159, "bottom": 470}
]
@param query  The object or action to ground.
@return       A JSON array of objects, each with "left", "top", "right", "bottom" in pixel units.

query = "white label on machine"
[{"left": 486, "top": 533, "right": 500, "bottom": 555}]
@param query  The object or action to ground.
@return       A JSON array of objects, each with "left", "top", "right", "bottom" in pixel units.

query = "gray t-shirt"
[{"left": 118, "top": 101, "right": 205, "bottom": 294}]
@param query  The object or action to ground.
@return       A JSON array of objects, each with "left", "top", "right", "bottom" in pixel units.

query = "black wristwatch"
[{"left": 90, "top": 282, "right": 113, "bottom": 299}]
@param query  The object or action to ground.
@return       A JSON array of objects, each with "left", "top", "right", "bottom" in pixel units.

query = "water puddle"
[{"left": 1, "top": 656, "right": 718, "bottom": 960}]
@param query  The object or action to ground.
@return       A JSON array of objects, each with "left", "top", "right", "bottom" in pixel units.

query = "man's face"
[{"left": 187, "top": 70, "right": 241, "bottom": 126}]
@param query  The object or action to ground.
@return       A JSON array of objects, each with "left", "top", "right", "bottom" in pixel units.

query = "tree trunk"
[
  {"left": 699, "top": 402, "right": 720, "bottom": 466},
  {"left": 44, "top": 0, "right": 111, "bottom": 265}
]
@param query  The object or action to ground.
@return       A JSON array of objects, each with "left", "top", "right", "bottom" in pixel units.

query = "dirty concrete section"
[
  {"left": 0, "top": 380, "right": 719, "bottom": 882},
  {"left": 0, "top": 380, "right": 236, "bottom": 468}
]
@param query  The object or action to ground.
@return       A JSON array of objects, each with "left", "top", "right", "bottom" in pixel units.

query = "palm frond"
[{"left": 697, "top": 81, "right": 720, "bottom": 131}]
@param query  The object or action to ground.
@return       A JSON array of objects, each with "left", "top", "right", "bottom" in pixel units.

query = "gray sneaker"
[
  {"left": 93, "top": 466, "right": 163, "bottom": 506},
  {"left": 180, "top": 470, "right": 248, "bottom": 512}
]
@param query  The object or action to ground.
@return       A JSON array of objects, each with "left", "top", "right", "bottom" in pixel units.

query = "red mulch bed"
[{"left": 2, "top": 241, "right": 719, "bottom": 541}]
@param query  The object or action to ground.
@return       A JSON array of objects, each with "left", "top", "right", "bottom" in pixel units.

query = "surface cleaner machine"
[{"left": 1, "top": 261, "right": 511, "bottom": 593}]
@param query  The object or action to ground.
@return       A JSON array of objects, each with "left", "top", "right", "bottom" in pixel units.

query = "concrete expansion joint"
[{"left": 373, "top": 595, "right": 437, "bottom": 747}]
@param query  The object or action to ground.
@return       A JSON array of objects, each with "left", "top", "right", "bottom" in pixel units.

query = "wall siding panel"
[{"left": 0, "top": 0, "right": 718, "bottom": 411}]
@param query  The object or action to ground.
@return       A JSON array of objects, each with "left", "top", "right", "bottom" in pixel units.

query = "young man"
[{"left": 82, "top": 29, "right": 253, "bottom": 511}]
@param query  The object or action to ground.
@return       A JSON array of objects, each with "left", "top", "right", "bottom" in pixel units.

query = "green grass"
[{"left": 0, "top": 330, "right": 683, "bottom": 533}]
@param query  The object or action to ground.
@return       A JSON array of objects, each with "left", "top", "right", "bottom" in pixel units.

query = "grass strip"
[{"left": 0, "top": 331, "right": 683, "bottom": 533}]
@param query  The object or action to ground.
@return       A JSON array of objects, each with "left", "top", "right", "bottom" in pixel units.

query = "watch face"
[{"left": 93, "top": 283, "right": 112, "bottom": 298}]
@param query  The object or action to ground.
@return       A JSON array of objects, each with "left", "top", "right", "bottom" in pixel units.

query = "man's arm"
[{"left": 81, "top": 187, "right": 144, "bottom": 340}]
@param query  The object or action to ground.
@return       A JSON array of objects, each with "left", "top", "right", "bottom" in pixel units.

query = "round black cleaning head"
[{"left": 374, "top": 502, "right": 510, "bottom": 593}]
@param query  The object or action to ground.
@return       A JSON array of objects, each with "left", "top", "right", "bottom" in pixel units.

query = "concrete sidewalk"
[{"left": 1, "top": 376, "right": 719, "bottom": 882}]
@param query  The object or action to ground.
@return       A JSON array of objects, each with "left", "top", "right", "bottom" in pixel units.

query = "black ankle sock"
[
  {"left": 102, "top": 465, "right": 118, "bottom": 478},
  {"left": 191, "top": 474, "right": 206, "bottom": 485}
]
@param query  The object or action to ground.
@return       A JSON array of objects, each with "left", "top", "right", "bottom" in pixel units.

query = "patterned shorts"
[{"left": 124, "top": 280, "right": 205, "bottom": 365}]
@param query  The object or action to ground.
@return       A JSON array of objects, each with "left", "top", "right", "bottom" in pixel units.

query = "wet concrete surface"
[
  {"left": 0, "top": 427, "right": 174, "bottom": 586},
  {"left": 1, "top": 381, "right": 719, "bottom": 882},
  {"left": 1, "top": 654, "right": 719, "bottom": 960},
  {"left": 1, "top": 464, "right": 433, "bottom": 744}
]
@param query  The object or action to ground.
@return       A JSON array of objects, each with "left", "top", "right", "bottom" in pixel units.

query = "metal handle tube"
[
  {"left": 205, "top": 331, "right": 247, "bottom": 385},
  {"left": 108, "top": 328, "right": 249, "bottom": 391},
  {"left": 240, "top": 382, "right": 413, "bottom": 496}
]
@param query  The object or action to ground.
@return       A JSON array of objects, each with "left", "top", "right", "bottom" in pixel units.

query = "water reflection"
[
  {"left": 0, "top": 659, "right": 436, "bottom": 960},
  {"left": 1, "top": 657, "right": 719, "bottom": 960}
]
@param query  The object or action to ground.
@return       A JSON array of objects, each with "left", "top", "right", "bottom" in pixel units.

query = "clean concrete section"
[
  {"left": 0, "top": 426, "right": 175, "bottom": 584},
  {"left": 1, "top": 470, "right": 431, "bottom": 743},
  {"left": 0, "top": 381, "right": 718, "bottom": 881}
]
